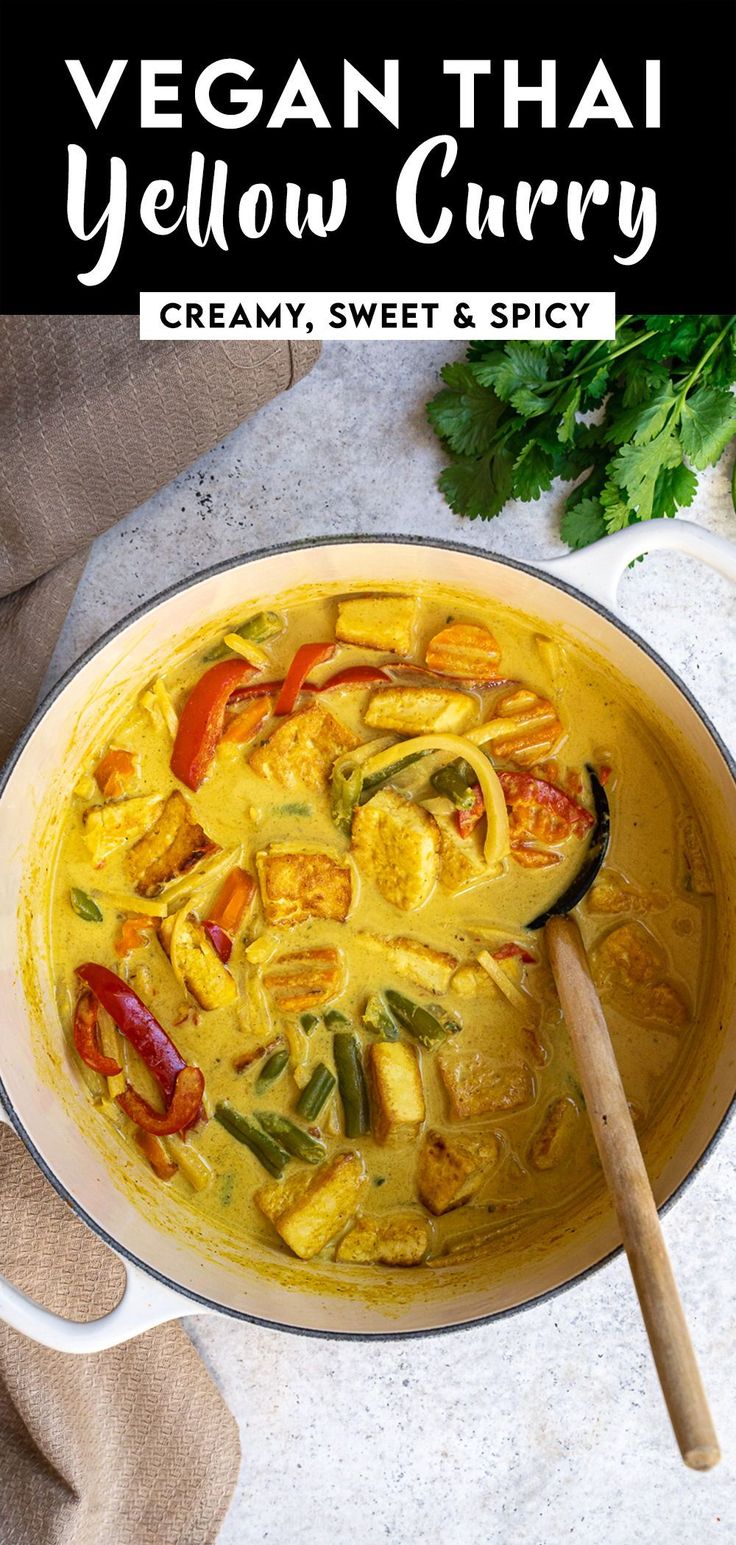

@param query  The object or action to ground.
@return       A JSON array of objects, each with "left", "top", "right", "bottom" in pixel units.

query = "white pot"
[{"left": 1, "top": 523, "right": 735, "bottom": 1352}]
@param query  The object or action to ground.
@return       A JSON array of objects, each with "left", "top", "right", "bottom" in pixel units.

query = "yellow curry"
[{"left": 50, "top": 585, "right": 713, "bottom": 1271}]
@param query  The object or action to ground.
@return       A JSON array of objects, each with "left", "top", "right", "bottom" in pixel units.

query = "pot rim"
[{"left": 1, "top": 532, "right": 734, "bottom": 1341}]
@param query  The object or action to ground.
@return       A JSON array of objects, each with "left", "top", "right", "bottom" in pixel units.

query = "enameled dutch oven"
[{"left": 0, "top": 523, "right": 734, "bottom": 1352}]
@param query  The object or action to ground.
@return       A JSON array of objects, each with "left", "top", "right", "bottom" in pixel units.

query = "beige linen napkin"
[{"left": 0, "top": 318, "right": 321, "bottom": 1543}]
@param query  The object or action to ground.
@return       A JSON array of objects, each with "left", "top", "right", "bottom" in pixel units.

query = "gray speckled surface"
[{"left": 49, "top": 344, "right": 736, "bottom": 1544}]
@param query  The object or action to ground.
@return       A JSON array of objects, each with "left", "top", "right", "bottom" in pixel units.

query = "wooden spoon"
[{"left": 545, "top": 913, "right": 720, "bottom": 1470}]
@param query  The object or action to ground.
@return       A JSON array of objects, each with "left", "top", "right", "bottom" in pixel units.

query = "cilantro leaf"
[
  {"left": 610, "top": 430, "right": 682, "bottom": 520},
  {"left": 474, "top": 343, "right": 550, "bottom": 401},
  {"left": 679, "top": 386, "right": 736, "bottom": 469},
  {"left": 512, "top": 441, "right": 555, "bottom": 501},
  {"left": 557, "top": 384, "right": 581, "bottom": 444},
  {"left": 426, "top": 364, "right": 505, "bottom": 455},
  {"left": 438, "top": 448, "right": 515, "bottom": 520},
  {"left": 651, "top": 463, "right": 698, "bottom": 519},
  {"left": 603, "top": 387, "right": 676, "bottom": 447},
  {"left": 560, "top": 497, "right": 607, "bottom": 549}
]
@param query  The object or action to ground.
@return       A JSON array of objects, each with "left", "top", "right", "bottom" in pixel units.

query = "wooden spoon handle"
[{"left": 546, "top": 914, "right": 719, "bottom": 1469}]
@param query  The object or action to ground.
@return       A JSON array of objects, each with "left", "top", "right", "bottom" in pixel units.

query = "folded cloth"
[
  {"left": 0, "top": 318, "right": 321, "bottom": 1542},
  {"left": 0, "top": 316, "right": 320, "bottom": 761}
]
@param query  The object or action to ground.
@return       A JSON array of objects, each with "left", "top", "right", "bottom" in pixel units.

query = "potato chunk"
[
  {"left": 263, "top": 946, "right": 343, "bottom": 1011},
  {"left": 82, "top": 794, "right": 163, "bottom": 866},
  {"left": 256, "top": 843, "right": 353, "bottom": 927},
  {"left": 351, "top": 789, "right": 439, "bottom": 911},
  {"left": 417, "top": 1129, "right": 500, "bottom": 1215},
  {"left": 366, "top": 1041, "right": 425, "bottom": 1145},
  {"left": 160, "top": 908, "right": 236, "bottom": 1010},
  {"left": 528, "top": 1096, "right": 579, "bottom": 1170},
  {"left": 128, "top": 791, "right": 218, "bottom": 896},
  {"left": 364, "top": 685, "right": 476, "bottom": 736},
  {"left": 336, "top": 1214, "right": 429, "bottom": 1266},
  {"left": 248, "top": 702, "right": 360, "bottom": 791},
  {"left": 335, "top": 594, "right": 416, "bottom": 654},
  {"left": 357, "top": 933, "right": 457, "bottom": 994},
  {"left": 438, "top": 1047, "right": 535, "bottom": 1120},
  {"left": 255, "top": 1151, "right": 367, "bottom": 1259}
]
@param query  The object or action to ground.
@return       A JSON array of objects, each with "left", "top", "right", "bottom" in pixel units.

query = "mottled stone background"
[{"left": 49, "top": 344, "right": 736, "bottom": 1545}]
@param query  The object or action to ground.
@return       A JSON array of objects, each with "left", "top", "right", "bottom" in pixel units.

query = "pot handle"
[
  {"left": 533, "top": 520, "right": 736, "bottom": 611},
  {"left": 0, "top": 1103, "right": 209, "bottom": 1352}
]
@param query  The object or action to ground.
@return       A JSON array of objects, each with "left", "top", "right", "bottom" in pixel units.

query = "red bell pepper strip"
[
  {"left": 73, "top": 988, "right": 122, "bottom": 1077},
  {"left": 229, "top": 678, "right": 284, "bottom": 704},
  {"left": 456, "top": 784, "right": 485, "bottom": 838},
  {"left": 203, "top": 920, "right": 233, "bottom": 963},
  {"left": 492, "top": 942, "right": 537, "bottom": 964},
  {"left": 76, "top": 963, "right": 186, "bottom": 1101},
  {"left": 171, "top": 659, "right": 255, "bottom": 790},
  {"left": 316, "top": 665, "right": 392, "bottom": 690},
  {"left": 274, "top": 643, "right": 335, "bottom": 715},
  {"left": 117, "top": 1064, "right": 205, "bottom": 1136}
]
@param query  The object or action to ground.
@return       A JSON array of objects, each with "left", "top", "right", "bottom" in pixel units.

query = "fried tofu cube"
[
  {"left": 437, "top": 819, "right": 487, "bottom": 893},
  {"left": 586, "top": 870, "right": 667, "bottom": 915},
  {"left": 366, "top": 1040, "right": 425, "bottom": 1145},
  {"left": 417, "top": 1129, "right": 500, "bottom": 1215},
  {"left": 336, "top": 1214, "right": 429, "bottom": 1266},
  {"left": 128, "top": 791, "right": 218, "bottom": 897},
  {"left": 357, "top": 933, "right": 457, "bottom": 994},
  {"left": 159, "top": 908, "right": 237, "bottom": 1010},
  {"left": 335, "top": 594, "right": 417, "bottom": 654},
  {"left": 364, "top": 685, "right": 476, "bottom": 736},
  {"left": 82, "top": 794, "right": 163, "bottom": 866},
  {"left": 255, "top": 1151, "right": 367, "bottom": 1260},
  {"left": 594, "top": 921, "right": 689, "bottom": 1026},
  {"left": 248, "top": 702, "right": 360, "bottom": 791},
  {"left": 263, "top": 946, "right": 343, "bottom": 1011},
  {"left": 438, "top": 1047, "right": 535, "bottom": 1120},
  {"left": 351, "top": 789, "right": 439, "bottom": 911},
  {"left": 256, "top": 843, "right": 353, "bottom": 927},
  {"left": 528, "top": 1096, "right": 579, "bottom": 1171}
]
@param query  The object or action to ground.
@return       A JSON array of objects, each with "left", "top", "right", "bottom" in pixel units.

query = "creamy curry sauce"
[{"left": 49, "top": 584, "right": 714, "bottom": 1274}]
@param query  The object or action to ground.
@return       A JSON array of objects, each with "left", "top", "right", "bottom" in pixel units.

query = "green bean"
[
  {"left": 331, "top": 761, "right": 363, "bottom": 833},
  {"left": 430, "top": 758, "right": 477, "bottom": 809},
  {"left": 296, "top": 1063, "right": 336, "bottom": 1120},
  {"left": 256, "top": 1047, "right": 290, "bottom": 1093},
  {"left": 323, "top": 1008, "right": 350, "bottom": 1029},
  {"left": 362, "top": 993, "right": 399, "bottom": 1040},
  {"left": 214, "top": 1101, "right": 289, "bottom": 1177},
  {"left": 359, "top": 751, "right": 429, "bottom": 803},
  {"left": 333, "top": 1033, "right": 370, "bottom": 1136},
  {"left": 299, "top": 1012, "right": 322, "bottom": 1035},
  {"left": 257, "top": 1113, "right": 326, "bottom": 1164},
  {"left": 69, "top": 888, "right": 103, "bottom": 923},
  {"left": 384, "top": 990, "right": 461, "bottom": 1048}
]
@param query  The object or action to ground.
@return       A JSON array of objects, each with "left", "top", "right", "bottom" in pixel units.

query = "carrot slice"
[
  {"left": 207, "top": 867, "right": 256, "bottom": 934},
  {"left": 425, "top": 623, "right": 502, "bottom": 681},
  {"left": 95, "top": 748, "right": 136, "bottom": 797}
]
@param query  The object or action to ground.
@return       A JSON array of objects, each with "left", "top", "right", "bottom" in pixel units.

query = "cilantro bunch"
[{"left": 427, "top": 315, "right": 736, "bottom": 548}]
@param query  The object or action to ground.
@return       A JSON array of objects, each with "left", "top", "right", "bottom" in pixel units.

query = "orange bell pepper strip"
[
  {"left": 95, "top": 748, "right": 136, "bottom": 797},
  {"left": 73, "top": 988, "right": 122, "bottom": 1077},
  {"left": 220, "top": 697, "right": 272, "bottom": 744},
  {"left": 171, "top": 658, "right": 255, "bottom": 790},
  {"left": 135, "top": 1130, "right": 177, "bottom": 1180},
  {"left": 114, "top": 915, "right": 159, "bottom": 958},
  {"left": 207, "top": 867, "right": 255, "bottom": 935},
  {"left": 117, "top": 1064, "right": 205, "bottom": 1136},
  {"left": 274, "top": 642, "right": 335, "bottom": 715},
  {"left": 76, "top": 963, "right": 186, "bottom": 1100}
]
